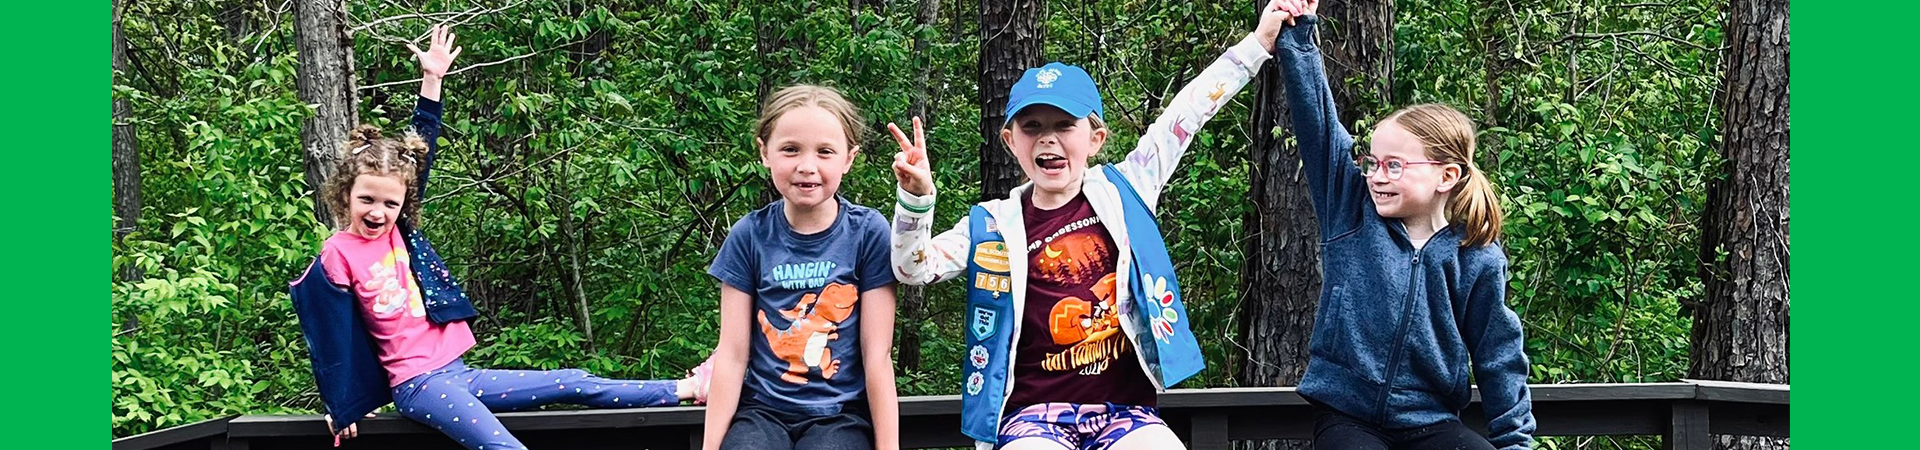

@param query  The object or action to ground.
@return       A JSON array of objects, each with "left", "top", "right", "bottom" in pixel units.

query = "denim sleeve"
[
  {"left": 1462, "top": 249, "right": 1537, "bottom": 450},
  {"left": 708, "top": 216, "right": 759, "bottom": 292},
  {"left": 857, "top": 211, "right": 899, "bottom": 293},
  {"left": 1274, "top": 16, "right": 1368, "bottom": 239},
  {"left": 411, "top": 96, "right": 445, "bottom": 200}
]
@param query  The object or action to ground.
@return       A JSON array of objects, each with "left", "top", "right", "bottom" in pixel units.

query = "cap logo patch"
[{"left": 1036, "top": 68, "right": 1061, "bottom": 88}]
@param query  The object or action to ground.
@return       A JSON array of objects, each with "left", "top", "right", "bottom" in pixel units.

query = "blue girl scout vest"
[{"left": 958, "top": 164, "right": 1204, "bottom": 441}]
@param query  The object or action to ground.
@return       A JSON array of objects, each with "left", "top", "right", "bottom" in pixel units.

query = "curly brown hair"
[{"left": 321, "top": 124, "right": 431, "bottom": 230}]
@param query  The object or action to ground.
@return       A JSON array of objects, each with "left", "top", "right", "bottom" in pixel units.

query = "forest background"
[{"left": 109, "top": 0, "right": 1790, "bottom": 448}]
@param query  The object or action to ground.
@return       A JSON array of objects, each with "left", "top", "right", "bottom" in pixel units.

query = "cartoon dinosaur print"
[{"left": 759, "top": 282, "right": 860, "bottom": 384}]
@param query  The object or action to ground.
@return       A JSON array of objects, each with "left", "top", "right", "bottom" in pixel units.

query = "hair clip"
[{"left": 351, "top": 144, "right": 372, "bottom": 154}]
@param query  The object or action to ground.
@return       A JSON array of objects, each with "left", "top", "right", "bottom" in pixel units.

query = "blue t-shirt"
[{"left": 708, "top": 196, "right": 897, "bottom": 416}]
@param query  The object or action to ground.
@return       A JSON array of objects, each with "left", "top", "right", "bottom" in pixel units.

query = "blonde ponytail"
[
  {"left": 1448, "top": 163, "right": 1505, "bottom": 247},
  {"left": 1384, "top": 104, "right": 1506, "bottom": 247}
]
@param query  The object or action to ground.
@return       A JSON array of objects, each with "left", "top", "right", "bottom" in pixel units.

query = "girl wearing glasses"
[{"left": 1271, "top": 1, "right": 1537, "bottom": 449}]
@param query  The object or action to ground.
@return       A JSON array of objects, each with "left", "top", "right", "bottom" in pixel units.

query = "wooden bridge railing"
[{"left": 112, "top": 380, "right": 1787, "bottom": 450}]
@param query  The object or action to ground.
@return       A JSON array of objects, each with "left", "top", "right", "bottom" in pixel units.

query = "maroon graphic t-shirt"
[{"left": 1005, "top": 191, "right": 1156, "bottom": 409}]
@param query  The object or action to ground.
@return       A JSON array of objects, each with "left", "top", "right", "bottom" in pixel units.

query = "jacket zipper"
[{"left": 1375, "top": 224, "right": 1424, "bottom": 423}]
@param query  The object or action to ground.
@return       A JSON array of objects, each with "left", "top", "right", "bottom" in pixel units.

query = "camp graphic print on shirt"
[
  {"left": 1008, "top": 193, "right": 1157, "bottom": 408},
  {"left": 1031, "top": 217, "right": 1125, "bottom": 375}
]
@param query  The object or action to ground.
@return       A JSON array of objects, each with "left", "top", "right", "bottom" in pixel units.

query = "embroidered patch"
[
  {"left": 973, "top": 241, "right": 1011, "bottom": 272},
  {"left": 1036, "top": 68, "right": 1061, "bottom": 89},
  {"left": 971, "top": 305, "right": 998, "bottom": 340},
  {"left": 970, "top": 345, "right": 991, "bottom": 369},
  {"left": 985, "top": 217, "right": 1000, "bottom": 233},
  {"left": 966, "top": 372, "right": 986, "bottom": 395},
  {"left": 1144, "top": 275, "right": 1181, "bottom": 343},
  {"left": 974, "top": 272, "right": 1012, "bottom": 293}
]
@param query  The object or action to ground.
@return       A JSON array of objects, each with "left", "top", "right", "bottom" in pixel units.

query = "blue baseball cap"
[{"left": 1004, "top": 62, "right": 1104, "bottom": 124}]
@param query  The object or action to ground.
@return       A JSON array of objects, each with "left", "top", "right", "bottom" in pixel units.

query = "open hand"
[{"left": 407, "top": 24, "right": 462, "bottom": 79}]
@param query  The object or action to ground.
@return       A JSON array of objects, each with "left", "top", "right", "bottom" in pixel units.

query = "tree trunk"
[
  {"left": 1473, "top": 0, "right": 1507, "bottom": 172},
  {"left": 1237, "top": 3, "right": 1392, "bottom": 450},
  {"left": 1691, "top": 0, "right": 1789, "bottom": 449},
  {"left": 552, "top": 158, "right": 597, "bottom": 351},
  {"left": 1316, "top": 0, "right": 1395, "bottom": 130},
  {"left": 294, "top": 0, "right": 358, "bottom": 226},
  {"left": 976, "top": 0, "right": 1041, "bottom": 201},
  {"left": 112, "top": 0, "right": 144, "bottom": 283},
  {"left": 896, "top": 0, "right": 943, "bottom": 373}
]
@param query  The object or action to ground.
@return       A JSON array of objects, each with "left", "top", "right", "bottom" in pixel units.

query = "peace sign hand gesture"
[{"left": 888, "top": 117, "right": 934, "bottom": 197}]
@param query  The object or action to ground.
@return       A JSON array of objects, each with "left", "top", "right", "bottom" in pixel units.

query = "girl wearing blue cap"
[{"left": 883, "top": 2, "right": 1301, "bottom": 449}]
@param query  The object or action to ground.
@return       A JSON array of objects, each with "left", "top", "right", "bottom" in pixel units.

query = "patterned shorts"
[{"left": 997, "top": 402, "right": 1168, "bottom": 450}]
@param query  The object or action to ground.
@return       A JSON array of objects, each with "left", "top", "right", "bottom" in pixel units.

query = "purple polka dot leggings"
[{"left": 391, "top": 359, "right": 679, "bottom": 450}]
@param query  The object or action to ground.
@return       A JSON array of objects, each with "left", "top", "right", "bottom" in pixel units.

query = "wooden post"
[
  {"left": 211, "top": 436, "right": 249, "bottom": 450},
  {"left": 1189, "top": 411, "right": 1230, "bottom": 450},
  {"left": 1664, "top": 400, "right": 1711, "bottom": 450}
]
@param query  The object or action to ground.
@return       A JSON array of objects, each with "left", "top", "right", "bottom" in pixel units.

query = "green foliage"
[
  {"left": 112, "top": 1, "right": 1729, "bottom": 446},
  {"left": 1393, "top": 0, "right": 1721, "bottom": 386}
]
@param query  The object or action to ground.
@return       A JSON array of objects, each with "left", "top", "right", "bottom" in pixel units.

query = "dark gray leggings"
[
  {"left": 1311, "top": 403, "right": 1497, "bottom": 450},
  {"left": 719, "top": 397, "right": 873, "bottom": 450}
]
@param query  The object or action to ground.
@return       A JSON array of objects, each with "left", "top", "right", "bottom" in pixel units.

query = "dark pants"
[
  {"left": 1311, "top": 402, "right": 1496, "bottom": 450},
  {"left": 719, "top": 397, "right": 873, "bottom": 450}
]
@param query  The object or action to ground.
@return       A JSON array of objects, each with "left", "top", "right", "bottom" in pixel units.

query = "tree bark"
[
  {"left": 1237, "top": 3, "right": 1391, "bottom": 449},
  {"left": 1691, "top": 0, "right": 1789, "bottom": 449},
  {"left": 976, "top": 0, "right": 1041, "bottom": 201},
  {"left": 112, "top": 0, "right": 144, "bottom": 283},
  {"left": 1316, "top": 0, "right": 1395, "bottom": 130},
  {"left": 294, "top": 0, "right": 358, "bottom": 226},
  {"left": 896, "top": 0, "right": 943, "bottom": 373},
  {"left": 552, "top": 157, "right": 597, "bottom": 351}
]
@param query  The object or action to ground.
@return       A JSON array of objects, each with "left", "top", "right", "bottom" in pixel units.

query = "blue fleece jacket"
[{"left": 1276, "top": 17, "right": 1537, "bottom": 450}]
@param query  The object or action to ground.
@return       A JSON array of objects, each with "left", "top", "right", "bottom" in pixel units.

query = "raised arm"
[
  {"left": 407, "top": 24, "right": 461, "bottom": 199},
  {"left": 1113, "top": 1, "right": 1295, "bottom": 210},
  {"left": 887, "top": 118, "right": 971, "bottom": 286},
  {"left": 1272, "top": 3, "right": 1371, "bottom": 236}
]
